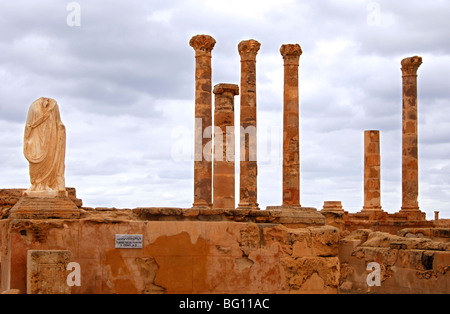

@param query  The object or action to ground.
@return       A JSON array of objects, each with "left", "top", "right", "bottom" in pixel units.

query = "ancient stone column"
[
  {"left": 400, "top": 56, "right": 422, "bottom": 212},
  {"left": 362, "top": 130, "right": 383, "bottom": 212},
  {"left": 237, "top": 39, "right": 261, "bottom": 210},
  {"left": 280, "top": 44, "right": 302, "bottom": 207},
  {"left": 435, "top": 211, "right": 440, "bottom": 221},
  {"left": 190, "top": 35, "right": 216, "bottom": 209},
  {"left": 213, "top": 84, "right": 239, "bottom": 209}
]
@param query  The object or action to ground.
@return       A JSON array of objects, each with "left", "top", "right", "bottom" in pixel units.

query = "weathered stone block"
[{"left": 27, "top": 250, "right": 71, "bottom": 294}]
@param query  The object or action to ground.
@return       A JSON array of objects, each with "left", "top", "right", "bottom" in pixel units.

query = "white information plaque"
[{"left": 115, "top": 234, "right": 143, "bottom": 249}]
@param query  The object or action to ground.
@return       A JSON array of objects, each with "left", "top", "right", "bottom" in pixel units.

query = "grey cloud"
[{"left": 156, "top": 168, "right": 192, "bottom": 181}]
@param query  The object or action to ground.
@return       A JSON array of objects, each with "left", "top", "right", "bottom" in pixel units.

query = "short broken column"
[
  {"left": 362, "top": 130, "right": 383, "bottom": 212},
  {"left": 435, "top": 211, "right": 440, "bottom": 221},
  {"left": 237, "top": 39, "right": 261, "bottom": 210},
  {"left": 280, "top": 44, "right": 302, "bottom": 207},
  {"left": 190, "top": 35, "right": 216, "bottom": 209},
  {"left": 213, "top": 84, "right": 239, "bottom": 209},
  {"left": 400, "top": 56, "right": 422, "bottom": 212}
]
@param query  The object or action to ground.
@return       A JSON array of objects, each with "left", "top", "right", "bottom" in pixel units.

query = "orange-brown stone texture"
[
  {"left": 280, "top": 44, "right": 302, "bottom": 207},
  {"left": 213, "top": 84, "right": 239, "bottom": 210},
  {"left": 362, "top": 130, "right": 383, "bottom": 212},
  {"left": 0, "top": 203, "right": 341, "bottom": 294},
  {"left": 339, "top": 229, "right": 450, "bottom": 294},
  {"left": 190, "top": 35, "right": 216, "bottom": 209},
  {"left": 401, "top": 56, "right": 422, "bottom": 213},
  {"left": 238, "top": 39, "right": 260, "bottom": 210}
]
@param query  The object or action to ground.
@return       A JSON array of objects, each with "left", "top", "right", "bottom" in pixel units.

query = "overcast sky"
[{"left": 1, "top": 0, "right": 449, "bottom": 219}]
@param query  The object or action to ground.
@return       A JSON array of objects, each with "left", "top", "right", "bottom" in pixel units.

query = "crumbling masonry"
[{"left": 0, "top": 35, "right": 448, "bottom": 294}]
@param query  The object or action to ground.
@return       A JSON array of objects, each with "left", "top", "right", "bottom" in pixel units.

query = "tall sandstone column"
[
  {"left": 238, "top": 39, "right": 261, "bottom": 210},
  {"left": 280, "top": 44, "right": 302, "bottom": 207},
  {"left": 213, "top": 84, "right": 239, "bottom": 209},
  {"left": 400, "top": 56, "right": 422, "bottom": 212},
  {"left": 362, "top": 130, "right": 383, "bottom": 212},
  {"left": 190, "top": 35, "right": 216, "bottom": 209}
]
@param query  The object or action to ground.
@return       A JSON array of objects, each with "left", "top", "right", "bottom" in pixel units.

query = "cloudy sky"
[{"left": 1, "top": 0, "right": 449, "bottom": 219}]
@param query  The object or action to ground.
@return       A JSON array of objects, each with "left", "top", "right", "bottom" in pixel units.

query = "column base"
[
  {"left": 400, "top": 206, "right": 420, "bottom": 212},
  {"left": 397, "top": 208, "right": 426, "bottom": 221},
  {"left": 192, "top": 202, "right": 212, "bottom": 209},
  {"left": 361, "top": 206, "right": 384, "bottom": 212},
  {"left": 237, "top": 202, "right": 260, "bottom": 210},
  {"left": 321, "top": 201, "right": 345, "bottom": 213}
]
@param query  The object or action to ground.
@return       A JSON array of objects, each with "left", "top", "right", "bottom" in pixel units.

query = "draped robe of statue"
[{"left": 23, "top": 97, "right": 67, "bottom": 196}]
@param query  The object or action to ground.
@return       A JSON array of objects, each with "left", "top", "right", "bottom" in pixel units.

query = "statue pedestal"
[
  {"left": 22, "top": 190, "right": 68, "bottom": 198},
  {"left": 9, "top": 194, "right": 81, "bottom": 219}
]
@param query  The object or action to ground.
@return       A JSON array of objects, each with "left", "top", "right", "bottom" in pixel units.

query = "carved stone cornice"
[
  {"left": 189, "top": 35, "right": 216, "bottom": 57},
  {"left": 238, "top": 39, "right": 261, "bottom": 62},
  {"left": 401, "top": 56, "right": 422, "bottom": 77}
]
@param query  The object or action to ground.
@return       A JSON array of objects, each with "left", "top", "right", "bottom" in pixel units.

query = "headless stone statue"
[{"left": 23, "top": 97, "right": 67, "bottom": 196}]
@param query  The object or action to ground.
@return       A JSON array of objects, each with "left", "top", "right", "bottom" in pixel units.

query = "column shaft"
[
  {"left": 238, "top": 39, "right": 260, "bottom": 210},
  {"left": 280, "top": 44, "right": 302, "bottom": 207},
  {"left": 213, "top": 84, "right": 239, "bottom": 209},
  {"left": 362, "top": 130, "right": 383, "bottom": 211},
  {"left": 190, "top": 35, "right": 216, "bottom": 208},
  {"left": 400, "top": 56, "right": 422, "bottom": 212}
]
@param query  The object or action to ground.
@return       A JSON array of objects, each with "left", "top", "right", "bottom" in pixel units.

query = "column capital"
[
  {"left": 280, "top": 44, "right": 302, "bottom": 65},
  {"left": 401, "top": 56, "right": 422, "bottom": 77},
  {"left": 189, "top": 34, "right": 216, "bottom": 57},
  {"left": 213, "top": 83, "right": 239, "bottom": 96},
  {"left": 238, "top": 39, "right": 261, "bottom": 62}
]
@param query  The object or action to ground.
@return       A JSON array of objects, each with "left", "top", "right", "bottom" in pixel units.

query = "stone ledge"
[
  {"left": 266, "top": 206, "right": 325, "bottom": 226},
  {"left": 70, "top": 206, "right": 326, "bottom": 227}
]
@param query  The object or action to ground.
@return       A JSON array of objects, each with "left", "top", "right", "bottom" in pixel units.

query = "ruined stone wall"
[
  {"left": 321, "top": 210, "right": 435, "bottom": 235},
  {"left": 0, "top": 210, "right": 339, "bottom": 294},
  {"left": 339, "top": 229, "right": 450, "bottom": 294},
  {"left": 2, "top": 189, "right": 448, "bottom": 294}
]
